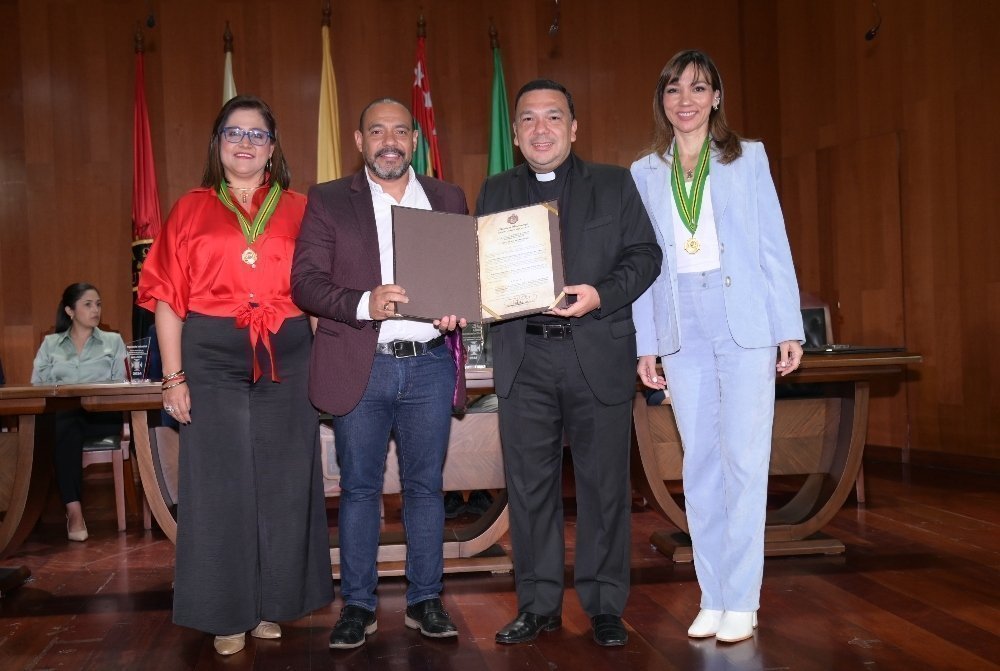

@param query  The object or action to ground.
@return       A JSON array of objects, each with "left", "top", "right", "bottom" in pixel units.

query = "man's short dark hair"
[
  {"left": 514, "top": 79, "right": 575, "bottom": 119},
  {"left": 358, "top": 97, "right": 413, "bottom": 131}
]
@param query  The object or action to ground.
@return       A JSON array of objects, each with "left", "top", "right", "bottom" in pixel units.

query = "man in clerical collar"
[{"left": 475, "top": 79, "right": 662, "bottom": 648}]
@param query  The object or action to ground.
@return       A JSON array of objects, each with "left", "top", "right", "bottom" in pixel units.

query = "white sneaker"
[
  {"left": 715, "top": 611, "right": 757, "bottom": 643},
  {"left": 687, "top": 609, "right": 724, "bottom": 638}
]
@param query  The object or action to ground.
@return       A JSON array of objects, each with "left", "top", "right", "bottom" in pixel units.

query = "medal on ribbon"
[
  {"left": 217, "top": 180, "right": 283, "bottom": 267},
  {"left": 670, "top": 137, "right": 711, "bottom": 254}
]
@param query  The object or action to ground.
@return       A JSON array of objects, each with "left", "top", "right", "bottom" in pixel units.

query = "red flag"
[
  {"left": 131, "top": 29, "right": 162, "bottom": 341},
  {"left": 411, "top": 15, "right": 443, "bottom": 178}
]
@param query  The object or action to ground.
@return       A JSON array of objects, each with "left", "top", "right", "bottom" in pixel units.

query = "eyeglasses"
[{"left": 220, "top": 126, "right": 273, "bottom": 146}]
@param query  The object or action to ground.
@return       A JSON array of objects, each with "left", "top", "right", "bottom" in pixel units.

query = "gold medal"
[
  {"left": 671, "top": 138, "right": 711, "bottom": 250},
  {"left": 218, "top": 181, "right": 283, "bottom": 269}
]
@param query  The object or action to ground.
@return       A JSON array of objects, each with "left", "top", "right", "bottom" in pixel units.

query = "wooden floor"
[{"left": 1, "top": 455, "right": 998, "bottom": 671}]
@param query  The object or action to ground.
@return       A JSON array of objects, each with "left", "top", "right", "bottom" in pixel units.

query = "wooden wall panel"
[
  {"left": 0, "top": 0, "right": 752, "bottom": 384},
  {"left": 1, "top": 0, "right": 995, "bottom": 461},
  {"left": 783, "top": 133, "right": 906, "bottom": 448},
  {"left": 0, "top": 0, "right": 29, "bottom": 384},
  {"left": 771, "top": 0, "right": 999, "bottom": 459}
]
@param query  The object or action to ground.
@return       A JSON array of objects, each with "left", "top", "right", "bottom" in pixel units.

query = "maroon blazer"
[{"left": 291, "top": 170, "right": 469, "bottom": 416}]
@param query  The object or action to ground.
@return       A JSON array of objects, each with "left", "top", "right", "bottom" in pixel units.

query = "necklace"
[{"left": 230, "top": 184, "right": 264, "bottom": 204}]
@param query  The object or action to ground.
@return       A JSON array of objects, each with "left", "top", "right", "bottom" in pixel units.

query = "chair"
[{"left": 81, "top": 425, "right": 149, "bottom": 532}]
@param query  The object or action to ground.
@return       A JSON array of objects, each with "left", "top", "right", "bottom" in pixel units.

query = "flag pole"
[{"left": 223, "top": 22, "right": 237, "bottom": 103}]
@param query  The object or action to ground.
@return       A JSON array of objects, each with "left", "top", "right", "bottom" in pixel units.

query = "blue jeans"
[{"left": 333, "top": 344, "right": 455, "bottom": 610}]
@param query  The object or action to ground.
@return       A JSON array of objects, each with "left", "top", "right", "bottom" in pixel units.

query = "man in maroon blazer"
[{"left": 291, "top": 98, "right": 468, "bottom": 650}]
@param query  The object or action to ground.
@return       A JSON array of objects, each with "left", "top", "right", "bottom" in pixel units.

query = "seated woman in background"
[{"left": 31, "top": 282, "right": 126, "bottom": 542}]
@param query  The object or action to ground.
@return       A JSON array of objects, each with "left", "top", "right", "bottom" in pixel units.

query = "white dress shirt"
[{"left": 356, "top": 167, "right": 441, "bottom": 343}]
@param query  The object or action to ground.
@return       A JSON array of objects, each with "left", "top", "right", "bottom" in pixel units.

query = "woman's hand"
[
  {"left": 163, "top": 382, "right": 192, "bottom": 424},
  {"left": 776, "top": 340, "right": 803, "bottom": 376},
  {"left": 637, "top": 354, "right": 666, "bottom": 390}
]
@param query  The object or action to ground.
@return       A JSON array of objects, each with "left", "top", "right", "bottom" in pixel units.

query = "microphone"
[{"left": 865, "top": 0, "right": 881, "bottom": 40}]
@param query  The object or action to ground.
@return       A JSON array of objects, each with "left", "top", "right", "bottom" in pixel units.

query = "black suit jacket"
[
  {"left": 291, "top": 170, "right": 468, "bottom": 416},
  {"left": 475, "top": 155, "right": 662, "bottom": 405}
]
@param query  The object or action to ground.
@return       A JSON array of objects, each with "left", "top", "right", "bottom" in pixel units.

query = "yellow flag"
[
  {"left": 317, "top": 24, "right": 342, "bottom": 182},
  {"left": 223, "top": 51, "right": 237, "bottom": 103}
]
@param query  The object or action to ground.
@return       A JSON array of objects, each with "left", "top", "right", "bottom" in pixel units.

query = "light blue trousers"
[{"left": 663, "top": 269, "right": 776, "bottom": 612}]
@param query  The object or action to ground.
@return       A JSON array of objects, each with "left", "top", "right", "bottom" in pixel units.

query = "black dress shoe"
[
  {"left": 495, "top": 612, "right": 562, "bottom": 644},
  {"left": 444, "top": 492, "right": 467, "bottom": 519},
  {"left": 465, "top": 489, "right": 494, "bottom": 515},
  {"left": 404, "top": 597, "right": 458, "bottom": 638},
  {"left": 592, "top": 614, "right": 627, "bottom": 646},
  {"left": 329, "top": 605, "right": 377, "bottom": 649}
]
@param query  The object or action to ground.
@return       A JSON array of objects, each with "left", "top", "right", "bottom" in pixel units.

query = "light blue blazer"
[{"left": 631, "top": 140, "right": 804, "bottom": 355}]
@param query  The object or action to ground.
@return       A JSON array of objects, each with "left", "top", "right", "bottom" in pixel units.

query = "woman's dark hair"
[
  {"left": 56, "top": 282, "right": 99, "bottom": 333},
  {"left": 201, "top": 95, "right": 291, "bottom": 189},
  {"left": 643, "top": 50, "right": 743, "bottom": 165}
]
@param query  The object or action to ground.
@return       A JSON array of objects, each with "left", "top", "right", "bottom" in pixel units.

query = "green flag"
[
  {"left": 488, "top": 45, "right": 513, "bottom": 176},
  {"left": 412, "top": 118, "right": 432, "bottom": 176}
]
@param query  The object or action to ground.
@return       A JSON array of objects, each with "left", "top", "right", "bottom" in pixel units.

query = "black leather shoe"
[
  {"left": 444, "top": 491, "right": 467, "bottom": 519},
  {"left": 465, "top": 489, "right": 494, "bottom": 516},
  {"left": 495, "top": 612, "right": 561, "bottom": 644},
  {"left": 329, "top": 605, "right": 377, "bottom": 649},
  {"left": 404, "top": 598, "right": 458, "bottom": 638},
  {"left": 592, "top": 614, "right": 627, "bottom": 646}
]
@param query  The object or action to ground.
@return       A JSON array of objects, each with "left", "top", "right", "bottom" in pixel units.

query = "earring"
[
  {"left": 265, "top": 158, "right": 272, "bottom": 174},
  {"left": 713, "top": 100, "right": 720, "bottom": 110}
]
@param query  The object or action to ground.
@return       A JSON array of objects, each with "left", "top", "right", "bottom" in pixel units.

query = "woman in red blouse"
[{"left": 138, "top": 95, "right": 332, "bottom": 656}]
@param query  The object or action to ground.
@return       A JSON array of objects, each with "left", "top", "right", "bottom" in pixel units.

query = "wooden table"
[
  {"left": 2, "top": 354, "right": 919, "bottom": 570},
  {"left": 630, "top": 352, "right": 921, "bottom": 561},
  {"left": 0, "top": 378, "right": 513, "bottom": 576},
  {"left": 0, "top": 382, "right": 162, "bottom": 560}
]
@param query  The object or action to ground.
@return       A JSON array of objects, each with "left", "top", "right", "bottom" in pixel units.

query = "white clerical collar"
[{"left": 534, "top": 171, "right": 556, "bottom": 182}]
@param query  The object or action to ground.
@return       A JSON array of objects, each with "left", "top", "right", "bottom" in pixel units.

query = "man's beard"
[{"left": 367, "top": 147, "right": 411, "bottom": 181}]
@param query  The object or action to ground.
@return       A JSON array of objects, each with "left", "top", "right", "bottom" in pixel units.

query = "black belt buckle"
[
  {"left": 392, "top": 340, "right": 420, "bottom": 358},
  {"left": 544, "top": 324, "right": 571, "bottom": 339}
]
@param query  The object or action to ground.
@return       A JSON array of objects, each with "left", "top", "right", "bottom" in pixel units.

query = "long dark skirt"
[{"left": 172, "top": 314, "right": 333, "bottom": 635}]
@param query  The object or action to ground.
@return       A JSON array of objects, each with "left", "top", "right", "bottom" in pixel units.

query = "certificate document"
[{"left": 392, "top": 201, "right": 565, "bottom": 323}]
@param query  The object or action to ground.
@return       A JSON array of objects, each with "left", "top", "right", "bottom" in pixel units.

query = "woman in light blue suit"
[{"left": 633, "top": 50, "right": 804, "bottom": 643}]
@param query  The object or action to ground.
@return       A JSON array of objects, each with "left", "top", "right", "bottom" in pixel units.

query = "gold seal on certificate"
[
  {"left": 683, "top": 237, "right": 701, "bottom": 254},
  {"left": 241, "top": 248, "right": 258, "bottom": 266}
]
